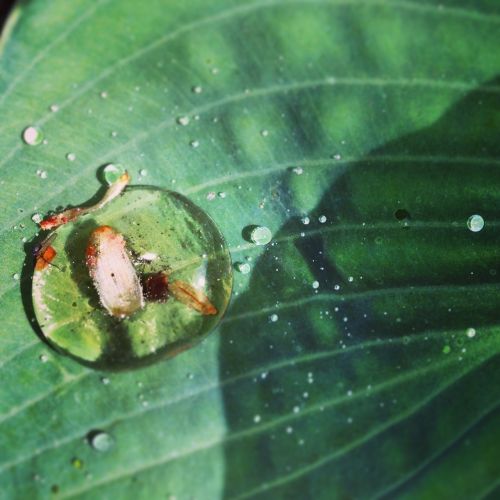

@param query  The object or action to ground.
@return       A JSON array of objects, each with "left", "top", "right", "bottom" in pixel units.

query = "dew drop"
[
  {"left": 36, "top": 169, "right": 48, "bottom": 179},
  {"left": 291, "top": 166, "right": 303, "bottom": 175},
  {"left": 39, "top": 354, "right": 48, "bottom": 362},
  {"left": 269, "top": 313, "right": 278, "bottom": 322},
  {"left": 332, "top": 153, "right": 342, "bottom": 160},
  {"left": 467, "top": 214, "right": 484, "bottom": 232},
  {"left": 22, "top": 126, "right": 43, "bottom": 146},
  {"left": 206, "top": 192, "right": 216, "bottom": 201},
  {"left": 192, "top": 85, "right": 203, "bottom": 94},
  {"left": 218, "top": 192, "right": 226, "bottom": 199},
  {"left": 87, "top": 430, "right": 114, "bottom": 452},
  {"left": 139, "top": 169, "right": 147, "bottom": 177},
  {"left": 260, "top": 129, "right": 269, "bottom": 137},
  {"left": 466, "top": 328, "right": 476, "bottom": 338},
  {"left": 301, "top": 216, "right": 310, "bottom": 225},
  {"left": 177, "top": 116, "right": 190, "bottom": 126},
  {"left": 253, "top": 414, "right": 261, "bottom": 423},
  {"left": 250, "top": 226, "right": 272, "bottom": 245},
  {"left": 100, "top": 376, "right": 110, "bottom": 385},
  {"left": 49, "top": 104, "right": 59, "bottom": 113},
  {"left": 100, "top": 91, "right": 108, "bottom": 99},
  {"left": 190, "top": 140, "right": 200, "bottom": 148},
  {"left": 12, "top": 273, "right": 20, "bottom": 281},
  {"left": 101, "top": 164, "right": 124, "bottom": 185},
  {"left": 31, "top": 213, "right": 43, "bottom": 224},
  {"left": 235, "top": 262, "right": 251, "bottom": 274},
  {"left": 66, "top": 153, "right": 76, "bottom": 162},
  {"left": 312, "top": 281, "right": 319, "bottom": 289}
]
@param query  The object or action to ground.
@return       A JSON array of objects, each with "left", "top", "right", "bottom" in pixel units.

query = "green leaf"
[{"left": 0, "top": 0, "right": 499, "bottom": 498}]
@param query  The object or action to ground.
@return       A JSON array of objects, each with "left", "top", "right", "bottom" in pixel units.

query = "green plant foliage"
[{"left": 0, "top": 0, "right": 499, "bottom": 498}]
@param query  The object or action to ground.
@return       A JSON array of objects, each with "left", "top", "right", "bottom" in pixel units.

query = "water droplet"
[
  {"left": 250, "top": 226, "right": 272, "bottom": 245},
  {"left": 36, "top": 169, "right": 48, "bottom": 179},
  {"left": 110, "top": 131, "right": 118, "bottom": 138},
  {"left": 312, "top": 281, "right": 319, "bottom": 289},
  {"left": 71, "top": 457, "right": 84, "bottom": 469},
  {"left": 467, "top": 214, "right": 484, "bottom": 232},
  {"left": 260, "top": 129, "right": 269, "bottom": 137},
  {"left": 348, "top": 276, "right": 354, "bottom": 282},
  {"left": 101, "top": 164, "right": 124, "bottom": 185},
  {"left": 291, "top": 166, "right": 303, "bottom": 175},
  {"left": 100, "top": 376, "right": 110, "bottom": 385},
  {"left": 12, "top": 273, "right": 20, "bottom": 281},
  {"left": 318, "top": 215, "right": 327, "bottom": 224},
  {"left": 253, "top": 414, "right": 261, "bottom": 423},
  {"left": 286, "top": 426, "right": 293, "bottom": 434},
  {"left": 466, "top": 328, "right": 476, "bottom": 338},
  {"left": 139, "top": 169, "right": 147, "bottom": 177},
  {"left": 87, "top": 430, "right": 114, "bottom": 452},
  {"left": 301, "top": 216, "right": 310, "bottom": 225},
  {"left": 235, "top": 262, "right": 251, "bottom": 274},
  {"left": 32, "top": 187, "right": 233, "bottom": 370},
  {"left": 192, "top": 86, "right": 203, "bottom": 94},
  {"left": 206, "top": 192, "right": 216, "bottom": 201},
  {"left": 269, "top": 313, "right": 278, "bottom": 322},
  {"left": 190, "top": 140, "right": 200, "bottom": 148},
  {"left": 39, "top": 354, "right": 48, "bottom": 362},
  {"left": 177, "top": 116, "right": 190, "bottom": 126},
  {"left": 22, "top": 126, "right": 43, "bottom": 146},
  {"left": 100, "top": 91, "right": 108, "bottom": 99},
  {"left": 31, "top": 213, "right": 43, "bottom": 224},
  {"left": 49, "top": 104, "right": 59, "bottom": 113},
  {"left": 211, "top": 67, "right": 219, "bottom": 75},
  {"left": 66, "top": 153, "right": 76, "bottom": 162},
  {"left": 218, "top": 192, "right": 226, "bottom": 199},
  {"left": 332, "top": 153, "right": 342, "bottom": 160}
]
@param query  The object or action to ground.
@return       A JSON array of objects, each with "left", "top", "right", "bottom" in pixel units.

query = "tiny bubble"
[
  {"left": 318, "top": 215, "right": 327, "bottom": 223},
  {"left": 269, "top": 313, "right": 278, "bottom": 322},
  {"left": 66, "top": 153, "right": 76, "bottom": 162},
  {"left": 192, "top": 85, "right": 203, "bottom": 94},
  {"left": 49, "top": 104, "right": 59, "bottom": 113},
  {"left": 190, "top": 140, "right": 200, "bottom": 148},
  {"left": 177, "top": 116, "right": 190, "bottom": 126}
]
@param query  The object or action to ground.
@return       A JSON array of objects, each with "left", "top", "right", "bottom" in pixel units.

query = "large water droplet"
[
  {"left": 22, "top": 126, "right": 43, "bottom": 146},
  {"left": 467, "top": 214, "right": 484, "bottom": 232},
  {"left": 101, "top": 164, "right": 124, "bottom": 185},
  {"left": 32, "top": 186, "right": 233, "bottom": 370}
]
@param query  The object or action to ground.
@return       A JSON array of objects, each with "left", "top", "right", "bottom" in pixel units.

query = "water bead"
[
  {"left": 66, "top": 153, "right": 76, "bottom": 162},
  {"left": 32, "top": 187, "right": 233, "bottom": 370},
  {"left": 467, "top": 214, "right": 484, "bottom": 232},
  {"left": 235, "top": 262, "right": 251, "bottom": 274},
  {"left": 102, "top": 164, "right": 124, "bottom": 185},
  {"left": 22, "top": 126, "right": 43, "bottom": 146},
  {"left": 318, "top": 215, "right": 327, "bottom": 223},
  {"left": 177, "top": 116, "right": 190, "bottom": 126},
  {"left": 87, "top": 430, "right": 114, "bottom": 452},
  {"left": 250, "top": 226, "right": 272, "bottom": 246}
]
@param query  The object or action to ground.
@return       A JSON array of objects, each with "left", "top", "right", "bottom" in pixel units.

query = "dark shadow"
[
  {"left": 0, "top": 0, "right": 16, "bottom": 33},
  {"left": 219, "top": 77, "right": 500, "bottom": 498}
]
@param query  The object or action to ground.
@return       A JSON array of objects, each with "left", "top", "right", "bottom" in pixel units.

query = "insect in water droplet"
[
  {"left": 33, "top": 232, "right": 60, "bottom": 271},
  {"left": 87, "top": 226, "right": 217, "bottom": 318}
]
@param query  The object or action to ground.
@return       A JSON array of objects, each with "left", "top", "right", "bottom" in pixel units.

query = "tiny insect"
[
  {"left": 39, "top": 172, "right": 130, "bottom": 230},
  {"left": 33, "top": 232, "right": 60, "bottom": 271},
  {"left": 86, "top": 225, "right": 217, "bottom": 318}
]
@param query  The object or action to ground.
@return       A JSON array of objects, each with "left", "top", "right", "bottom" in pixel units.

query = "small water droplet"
[
  {"left": 100, "top": 91, "right": 108, "bottom": 99},
  {"left": 301, "top": 216, "right": 310, "bottom": 225},
  {"left": 253, "top": 414, "right": 261, "bottom": 423},
  {"left": 318, "top": 215, "right": 327, "bottom": 223},
  {"left": 12, "top": 273, "right": 20, "bottom": 280},
  {"left": 100, "top": 376, "right": 110, "bottom": 385},
  {"left": 110, "top": 131, "right": 118, "bottom": 137},
  {"left": 260, "top": 129, "right": 269, "bottom": 137},
  {"left": 286, "top": 426, "right": 293, "bottom": 434},
  {"left": 190, "top": 140, "right": 200, "bottom": 148},
  {"left": 177, "top": 116, "right": 190, "bottom": 126},
  {"left": 332, "top": 153, "right": 342, "bottom": 160},
  {"left": 250, "top": 226, "right": 272, "bottom": 245},
  {"left": 192, "top": 85, "right": 203, "bottom": 94},
  {"left": 101, "top": 164, "right": 124, "bottom": 184},
  {"left": 269, "top": 313, "right": 278, "bottom": 322},
  {"left": 66, "top": 153, "right": 76, "bottom": 162},
  {"left": 235, "top": 262, "right": 251, "bottom": 274},
  {"left": 49, "top": 104, "right": 59, "bottom": 113},
  {"left": 467, "top": 214, "right": 484, "bottom": 232},
  {"left": 31, "top": 213, "right": 43, "bottom": 224},
  {"left": 139, "top": 169, "right": 147, "bottom": 177},
  {"left": 291, "top": 166, "right": 303, "bottom": 175},
  {"left": 442, "top": 345, "right": 451, "bottom": 354},
  {"left": 39, "top": 354, "right": 48, "bottom": 362},
  {"left": 206, "top": 192, "right": 216, "bottom": 201},
  {"left": 312, "top": 281, "right": 319, "bottom": 289},
  {"left": 22, "top": 126, "right": 43, "bottom": 146},
  {"left": 211, "top": 67, "right": 219, "bottom": 75},
  {"left": 348, "top": 276, "right": 354, "bottom": 282},
  {"left": 87, "top": 430, "right": 114, "bottom": 452},
  {"left": 218, "top": 192, "right": 226, "bottom": 199},
  {"left": 36, "top": 169, "right": 48, "bottom": 179},
  {"left": 466, "top": 328, "right": 476, "bottom": 338}
]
